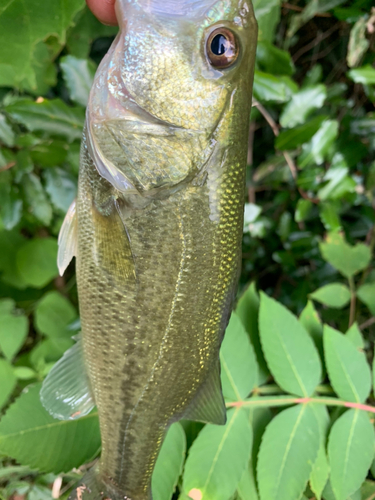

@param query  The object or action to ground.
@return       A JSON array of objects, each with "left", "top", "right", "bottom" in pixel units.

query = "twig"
[
  {"left": 304, "top": 38, "right": 342, "bottom": 64},
  {"left": 253, "top": 99, "right": 280, "bottom": 137},
  {"left": 252, "top": 99, "right": 319, "bottom": 204},
  {"left": 359, "top": 317, "right": 375, "bottom": 330},
  {"left": 247, "top": 120, "right": 256, "bottom": 166},
  {"left": 293, "top": 23, "right": 341, "bottom": 63},
  {"left": 0, "top": 161, "right": 16, "bottom": 172},
  {"left": 227, "top": 396, "right": 375, "bottom": 414},
  {"left": 282, "top": 2, "right": 331, "bottom": 17}
]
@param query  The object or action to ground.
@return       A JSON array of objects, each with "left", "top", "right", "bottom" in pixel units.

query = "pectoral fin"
[
  {"left": 183, "top": 362, "right": 227, "bottom": 425},
  {"left": 40, "top": 336, "right": 95, "bottom": 420},
  {"left": 57, "top": 200, "right": 78, "bottom": 276},
  {"left": 91, "top": 198, "right": 136, "bottom": 284}
]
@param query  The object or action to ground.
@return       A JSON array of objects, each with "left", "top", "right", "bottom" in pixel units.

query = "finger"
[{"left": 86, "top": 0, "right": 118, "bottom": 26}]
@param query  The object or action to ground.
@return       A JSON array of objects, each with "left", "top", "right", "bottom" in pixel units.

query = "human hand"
[{"left": 86, "top": 0, "right": 118, "bottom": 25}]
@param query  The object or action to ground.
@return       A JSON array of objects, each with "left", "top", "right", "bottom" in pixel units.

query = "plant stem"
[
  {"left": 254, "top": 384, "right": 334, "bottom": 395},
  {"left": 227, "top": 396, "right": 375, "bottom": 414},
  {"left": 348, "top": 276, "right": 356, "bottom": 328}
]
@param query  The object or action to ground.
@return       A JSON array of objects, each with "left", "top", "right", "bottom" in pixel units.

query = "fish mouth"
[{"left": 88, "top": 32, "right": 198, "bottom": 136}]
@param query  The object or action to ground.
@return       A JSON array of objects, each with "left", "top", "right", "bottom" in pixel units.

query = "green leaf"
[
  {"left": 348, "top": 65, "right": 375, "bottom": 85},
  {"left": 259, "top": 293, "right": 322, "bottom": 397},
  {"left": 253, "top": 71, "right": 297, "bottom": 103},
  {"left": 299, "top": 301, "right": 324, "bottom": 366},
  {"left": 345, "top": 323, "right": 364, "bottom": 350},
  {"left": 318, "top": 166, "right": 356, "bottom": 201},
  {"left": 280, "top": 85, "right": 327, "bottom": 128},
  {"left": 257, "top": 404, "right": 320, "bottom": 500},
  {"left": 328, "top": 409, "right": 374, "bottom": 500},
  {"left": 6, "top": 99, "right": 84, "bottom": 142},
  {"left": 152, "top": 423, "right": 186, "bottom": 500},
  {"left": 0, "top": 358, "right": 17, "bottom": 410},
  {"left": 16, "top": 238, "right": 58, "bottom": 288},
  {"left": 320, "top": 232, "right": 371, "bottom": 279},
  {"left": 14, "top": 367, "right": 37, "bottom": 380},
  {"left": 30, "top": 338, "right": 73, "bottom": 369},
  {"left": 31, "top": 139, "right": 68, "bottom": 168},
  {"left": 324, "top": 325, "right": 371, "bottom": 403},
  {"left": 322, "top": 480, "right": 337, "bottom": 500},
  {"left": 253, "top": 0, "right": 280, "bottom": 43},
  {"left": 357, "top": 282, "right": 375, "bottom": 315},
  {"left": 310, "top": 445, "right": 329, "bottom": 500},
  {"left": 0, "top": 188, "right": 23, "bottom": 230},
  {"left": 320, "top": 201, "right": 342, "bottom": 232},
  {"left": 295, "top": 199, "right": 313, "bottom": 223},
  {"left": 276, "top": 115, "right": 328, "bottom": 151},
  {"left": 249, "top": 408, "right": 273, "bottom": 474},
  {"left": 43, "top": 168, "right": 77, "bottom": 213},
  {"left": 347, "top": 17, "right": 370, "bottom": 68},
  {"left": 0, "top": 0, "right": 85, "bottom": 89},
  {"left": 256, "top": 41, "right": 294, "bottom": 76},
  {"left": 298, "top": 120, "right": 339, "bottom": 168},
  {"left": 0, "top": 113, "right": 15, "bottom": 147},
  {"left": 310, "top": 283, "right": 351, "bottom": 309},
  {"left": 60, "top": 56, "right": 96, "bottom": 107},
  {"left": 0, "top": 229, "right": 28, "bottom": 289},
  {"left": 236, "top": 283, "right": 269, "bottom": 386},
  {"left": 66, "top": 7, "right": 118, "bottom": 58},
  {"left": 348, "top": 489, "right": 362, "bottom": 500},
  {"left": 35, "top": 291, "right": 76, "bottom": 338},
  {"left": 237, "top": 463, "right": 259, "bottom": 500},
  {"left": 183, "top": 408, "right": 252, "bottom": 500},
  {"left": 22, "top": 173, "right": 53, "bottom": 226},
  {"left": 220, "top": 313, "right": 258, "bottom": 401},
  {"left": 0, "top": 299, "right": 28, "bottom": 361},
  {"left": 362, "top": 481, "right": 375, "bottom": 499},
  {"left": 0, "top": 384, "right": 100, "bottom": 473}
]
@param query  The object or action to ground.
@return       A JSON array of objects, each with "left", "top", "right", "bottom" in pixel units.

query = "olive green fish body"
[
  {"left": 77, "top": 118, "right": 247, "bottom": 496},
  {"left": 41, "top": 1, "right": 257, "bottom": 499}
]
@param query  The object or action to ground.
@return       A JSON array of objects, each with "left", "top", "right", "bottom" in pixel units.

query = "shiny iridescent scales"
[{"left": 40, "top": 1, "right": 257, "bottom": 499}]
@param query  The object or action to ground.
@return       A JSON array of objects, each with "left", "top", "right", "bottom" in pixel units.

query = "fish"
[{"left": 40, "top": 1, "right": 257, "bottom": 499}]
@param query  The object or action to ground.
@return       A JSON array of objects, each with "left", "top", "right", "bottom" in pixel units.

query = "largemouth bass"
[{"left": 41, "top": 1, "right": 257, "bottom": 499}]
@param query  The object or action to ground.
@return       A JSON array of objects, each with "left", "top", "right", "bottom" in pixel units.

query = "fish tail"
[{"left": 68, "top": 467, "right": 152, "bottom": 500}]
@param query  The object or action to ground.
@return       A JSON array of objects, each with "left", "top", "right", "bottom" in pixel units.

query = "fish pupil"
[{"left": 211, "top": 34, "right": 228, "bottom": 56}]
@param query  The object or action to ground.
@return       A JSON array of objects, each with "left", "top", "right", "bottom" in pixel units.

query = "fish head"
[{"left": 87, "top": 0, "right": 257, "bottom": 195}]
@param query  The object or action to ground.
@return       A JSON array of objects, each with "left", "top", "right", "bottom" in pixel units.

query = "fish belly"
[{"left": 76, "top": 140, "right": 245, "bottom": 498}]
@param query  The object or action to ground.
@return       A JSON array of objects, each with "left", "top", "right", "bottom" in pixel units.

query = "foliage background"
[{"left": 0, "top": 0, "right": 375, "bottom": 499}]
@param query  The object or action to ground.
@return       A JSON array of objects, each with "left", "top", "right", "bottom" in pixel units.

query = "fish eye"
[{"left": 206, "top": 28, "right": 239, "bottom": 69}]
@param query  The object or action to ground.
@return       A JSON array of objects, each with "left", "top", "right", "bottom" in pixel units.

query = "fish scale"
[{"left": 40, "top": 1, "right": 257, "bottom": 498}]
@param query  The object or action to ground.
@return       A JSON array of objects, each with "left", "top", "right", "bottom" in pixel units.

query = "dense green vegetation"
[{"left": 0, "top": 0, "right": 375, "bottom": 499}]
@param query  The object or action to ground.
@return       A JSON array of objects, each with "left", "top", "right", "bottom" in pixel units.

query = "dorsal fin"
[
  {"left": 57, "top": 200, "right": 78, "bottom": 276},
  {"left": 183, "top": 361, "right": 227, "bottom": 425},
  {"left": 40, "top": 336, "right": 95, "bottom": 420}
]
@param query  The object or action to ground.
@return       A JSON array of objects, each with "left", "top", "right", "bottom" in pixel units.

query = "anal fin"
[
  {"left": 40, "top": 336, "right": 95, "bottom": 420},
  {"left": 183, "top": 361, "right": 227, "bottom": 426},
  {"left": 57, "top": 199, "right": 78, "bottom": 276}
]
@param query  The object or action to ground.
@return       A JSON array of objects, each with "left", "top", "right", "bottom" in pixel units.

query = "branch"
[{"left": 227, "top": 395, "right": 375, "bottom": 414}]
